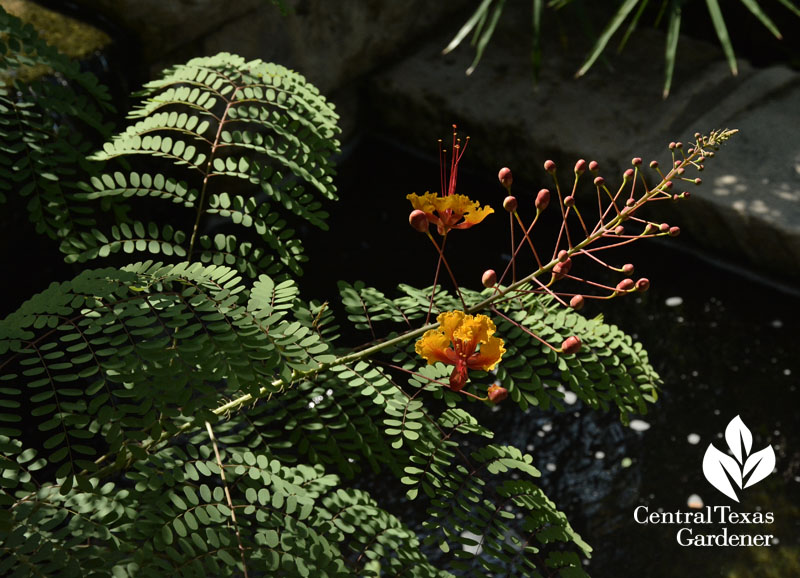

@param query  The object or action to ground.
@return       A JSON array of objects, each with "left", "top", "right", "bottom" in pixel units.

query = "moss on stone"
[{"left": 1, "top": 0, "right": 110, "bottom": 59}]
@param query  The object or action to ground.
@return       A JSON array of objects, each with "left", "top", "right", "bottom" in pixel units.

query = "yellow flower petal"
[
  {"left": 461, "top": 204, "right": 494, "bottom": 225},
  {"left": 453, "top": 314, "right": 496, "bottom": 346},
  {"left": 469, "top": 336, "right": 506, "bottom": 371},
  {"left": 415, "top": 329, "right": 451, "bottom": 365},
  {"left": 437, "top": 310, "right": 465, "bottom": 343},
  {"left": 430, "top": 194, "right": 474, "bottom": 215},
  {"left": 406, "top": 192, "right": 437, "bottom": 213}
]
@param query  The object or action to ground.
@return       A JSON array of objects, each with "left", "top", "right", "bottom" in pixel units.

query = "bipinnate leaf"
[{"left": 62, "top": 52, "right": 340, "bottom": 276}]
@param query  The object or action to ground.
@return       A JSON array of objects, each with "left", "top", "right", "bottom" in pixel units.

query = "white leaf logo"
[{"left": 703, "top": 415, "right": 776, "bottom": 502}]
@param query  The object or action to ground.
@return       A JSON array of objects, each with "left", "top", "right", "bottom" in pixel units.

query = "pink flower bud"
[
  {"left": 557, "top": 249, "right": 569, "bottom": 262},
  {"left": 636, "top": 278, "right": 650, "bottom": 291},
  {"left": 498, "top": 167, "right": 513, "bottom": 189},
  {"left": 626, "top": 198, "right": 635, "bottom": 207},
  {"left": 676, "top": 167, "right": 685, "bottom": 175},
  {"left": 535, "top": 188, "right": 550, "bottom": 211},
  {"left": 688, "top": 148, "right": 695, "bottom": 154},
  {"left": 697, "top": 164, "right": 705, "bottom": 172},
  {"left": 570, "top": 295, "right": 585, "bottom": 310},
  {"left": 623, "top": 168, "right": 634, "bottom": 181},
  {"left": 669, "top": 142, "right": 676, "bottom": 150},
  {"left": 561, "top": 336, "right": 582, "bottom": 355},
  {"left": 482, "top": 269, "right": 497, "bottom": 288},
  {"left": 669, "top": 226, "right": 680, "bottom": 236},
  {"left": 659, "top": 223, "right": 670, "bottom": 232},
  {"left": 593, "top": 176, "right": 605, "bottom": 187},
  {"left": 589, "top": 160, "right": 599, "bottom": 174},
  {"left": 614, "top": 225, "right": 625, "bottom": 235},
  {"left": 632, "top": 157, "right": 643, "bottom": 167},
  {"left": 574, "top": 159, "right": 586, "bottom": 175},
  {"left": 676, "top": 142, "right": 683, "bottom": 149},
  {"left": 487, "top": 384, "right": 508, "bottom": 404},
  {"left": 664, "top": 180, "right": 673, "bottom": 190},
  {"left": 616, "top": 278, "right": 635, "bottom": 292},
  {"left": 681, "top": 191, "right": 691, "bottom": 199},
  {"left": 694, "top": 178, "right": 702, "bottom": 185},
  {"left": 503, "top": 195, "right": 518, "bottom": 212},
  {"left": 620, "top": 207, "right": 632, "bottom": 220},
  {"left": 674, "top": 160, "right": 682, "bottom": 167},
  {"left": 622, "top": 263, "right": 634, "bottom": 276},
  {"left": 552, "top": 258, "right": 572, "bottom": 280},
  {"left": 544, "top": 160, "right": 556, "bottom": 174},
  {"left": 649, "top": 160, "right": 659, "bottom": 169},
  {"left": 564, "top": 195, "right": 575, "bottom": 207},
  {"left": 409, "top": 209, "right": 429, "bottom": 232}
]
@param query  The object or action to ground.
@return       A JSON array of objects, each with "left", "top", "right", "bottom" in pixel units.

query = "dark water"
[{"left": 316, "top": 134, "right": 800, "bottom": 578}]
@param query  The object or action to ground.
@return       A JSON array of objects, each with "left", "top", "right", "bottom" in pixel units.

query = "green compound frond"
[
  {"left": 335, "top": 281, "right": 660, "bottom": 424},
  {"left": 0, "top": 7, "right": 112, "bottom": 240},
  {"left": 0, "top": 263, "right": 330, "bottom": 495},
  {"left": 62, "top": 52, "right": 339, "bottom": 278},
  {"left": 420, "top": 443, "right": 591, "bottom": 576},
  {"left": 495, "top": 296, "right": 660, "bottom": 423}
]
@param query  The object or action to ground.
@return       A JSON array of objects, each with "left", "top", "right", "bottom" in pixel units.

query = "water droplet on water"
[
  {"left": 595, "top": 451, "right": 605, "bottom": 460},
  {"left": 665, "top": 296, "right": 683, "bottom": 307},
  {"left": 687, "top": 494, "right": 704, "bottom": 509},
  {"left": 629, "top": 419, "right": 650, "bottom": 432},
  {"left": 546, "top": 463, "right": 557, "bottom": 472},
  {"left": 687, "top": 433, "right": 700, "bottom": 445},
  {"left": 542, "top": 423, "right": 552, "bottom": 432},
  {"left": 784, "top": 369, "right": 792, "bottom": 376}
]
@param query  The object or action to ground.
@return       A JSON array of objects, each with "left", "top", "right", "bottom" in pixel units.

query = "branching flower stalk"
[{"left": 223, "top": 129, "right": 734, "bottom": 397}]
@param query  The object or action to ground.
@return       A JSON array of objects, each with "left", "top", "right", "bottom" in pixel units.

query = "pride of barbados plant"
[{"left": 0, "top": 8, "right": 739, "bottom": 577}]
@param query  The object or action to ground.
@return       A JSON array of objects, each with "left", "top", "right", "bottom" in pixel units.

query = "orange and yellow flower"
[
  {"left": 407, "top": 192, "right": 494, "bottom": 236},
  {"left": 415, "top": 310, "right": 506, "bottom": 391}
]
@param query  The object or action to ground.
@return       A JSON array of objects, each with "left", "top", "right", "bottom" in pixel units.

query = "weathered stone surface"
[
  {"left": 70, "top": 0, "right": 469, "bottom": 94},
  {"left": 69, "top": 0, "right": 262, "bottom": 61},
  {"left": 206, "top": 2, "right": 467, "bottom": 93},
  {"left": 368, "top": 3, "right": 800, "bottom": 281}
]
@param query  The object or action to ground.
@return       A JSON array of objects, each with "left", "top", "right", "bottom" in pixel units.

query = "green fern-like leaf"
[
  {"left": 0, "top": 7, "right": 112, "bottom": 240},
  {"left": 0, "top": 263, "right": 332, "bottom": 493},
  {"left": 63, "top": 53, "right": 340, "bottom": 278}
]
